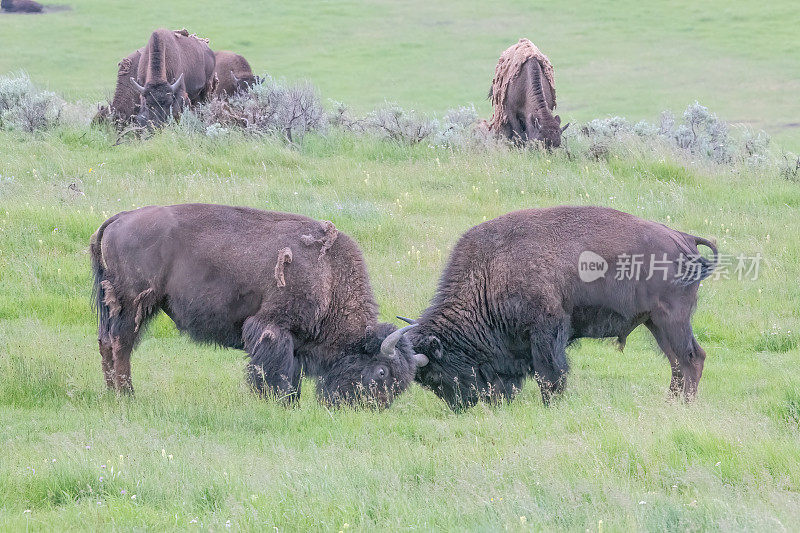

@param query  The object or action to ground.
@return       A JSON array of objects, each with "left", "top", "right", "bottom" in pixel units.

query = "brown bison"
[
  {"left": 1, "top": 0, "right": 43, "bottom": 13},
  {"left": 130, "top": 29, "right": 216, "bottom": 127},
  {"left": 489, "top": 39, "right": 568, "bottom": 148},
  {"left": 213, "top": 51, "right": 258, "bottom": 98},
  {"left": 406, "top": 206, "right": 717, "bottom": 411},
  {"left": 91, "top": 204, "right": 426, "bottom": 407},
  {"left": 92, "top": 48, "right": 144, "bottom": 128}
]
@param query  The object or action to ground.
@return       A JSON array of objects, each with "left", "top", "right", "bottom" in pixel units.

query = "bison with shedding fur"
[
  {"left": 92, "top": 48, "right": 144, "bottom": 128},
  {"left": 489, "top": 39, "right": 568, "bottom": 148},
  {"left": 91, "top": 204, "right": 426, "bottom": 407},
  {"left": 130, "top": 29, "right": 216, "bottom": 127},
  {"left": 407, "top": 206, "right": 717, "bottom": 411}
]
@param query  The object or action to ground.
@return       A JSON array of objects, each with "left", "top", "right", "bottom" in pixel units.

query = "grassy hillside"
[
  {"left": 1, "top": 0, "right": 799, "bottom": 530},
  {"left": 1, "top": 0, "right": 799, "bottom": 147}
]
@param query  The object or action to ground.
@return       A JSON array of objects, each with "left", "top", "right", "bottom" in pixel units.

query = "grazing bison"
[
  {"left": 489, "top": 38, "right": 568, "bottom": 148},
  {"left": 213, "top": 51, "right": 257, "bottom": 98},
  {"left": 90, "top": 204, "right": 425, "bottom": 407},
  {"left": 92, "top": 48, "right": 144, "bottom": 128},
  {"left": 130, "top": 28, "right": 216, "bottom": 127},
  {"left": 405, "top": 206, "right": 717, "bottom": 411},
  {"left": 1, "top": 0, "right": 43, "bottom": 13}
]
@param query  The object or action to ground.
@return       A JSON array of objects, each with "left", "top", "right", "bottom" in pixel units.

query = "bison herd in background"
[
  {"left": 96, "top": 31, "right": 564, "bottom": 147},
  {"left": 85, "top": 30, "right": 718, "bottom": 410}
]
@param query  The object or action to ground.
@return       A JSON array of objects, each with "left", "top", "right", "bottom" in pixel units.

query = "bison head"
[
  {"left": 410, "top": 330, "right": 523, "bottom": 412},
  {"left": 317, "top": 323, "right": 427, "bottom": 408},
  {"left": 130, "top": 74, "right": 185, "bottom": 128},
  {"left": 231, "top": 71, "right": 258, "bottom": 94},
  {"left": 535, "top": 115, "right": 570, "bottom": 149}
]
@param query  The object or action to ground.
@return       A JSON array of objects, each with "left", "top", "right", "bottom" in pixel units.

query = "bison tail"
[
  {"left": 676, "top": 234, "right": 719, "bottom": 286},
  {"left": 90, "top": 214, "right": 120, "bottom": 341}
]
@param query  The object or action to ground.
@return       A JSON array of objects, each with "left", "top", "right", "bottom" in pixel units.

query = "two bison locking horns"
[{"left": 92, "top": 204, "right": 717, "bottom": 411}]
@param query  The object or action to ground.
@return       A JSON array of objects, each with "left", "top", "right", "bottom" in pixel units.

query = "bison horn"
[
  {"left": 396, "top": 315, "right": 417, "bottom": 325},
  {"left": 561, "top": 122, "right": 571, "bottom": 133},
  {"left": 170, "top": 73, "right": 184, "bottom": 93},
  {"left": 130, "top": 77, "right": 146, "bottom": 94},
  {"left": 230, "top": 70, "right": 239, "bottom": 84},
  {"left": 380, "top": 324, "right": 417, "bottom": 358}
]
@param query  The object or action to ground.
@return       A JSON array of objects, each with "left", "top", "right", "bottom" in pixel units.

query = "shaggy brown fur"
[
  {"left": 1, "top": 0, "right": 43, "bottom": 13},
  {"left": 213, "top": 51, "right": 257, "bottom": 98},
  {"left": 92, "top": 48, "right": 144, "bottom": 128},
  {"left": 90, "top": 204, "right": 423, "bottom": 407},
  {"left": 409, "top": 206, "right": 718, "bottom": 411},
  {"left": 488, "top": 38, "right": 566, "bottom": 147},
  {"left": 131, "top": 28, "right": 216, "bottom": 127}
]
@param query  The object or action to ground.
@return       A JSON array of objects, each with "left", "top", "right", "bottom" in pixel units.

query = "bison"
[
  {"left": 92, "top": 48, "right": 144, "bottom": 128},
  {"left": 405, "top": 206, "right": 717, "bottom": 411},
  {"left": 489, "top": 39, "right": 568, "bottom": 148},
  {"left": 213, "top": 51, "right": 258, "bottom": 98},
  {"left": 130, "top": 29, "right": 216, "bottom": 128},
  {"left": 1, "top": 0, "right": 43, "bottom": 13},
  {"left": 90, "top": 204, "right": 427, "bottom": 407}
]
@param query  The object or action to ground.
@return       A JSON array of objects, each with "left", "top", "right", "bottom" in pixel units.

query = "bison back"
[
  {"left": 97, "top": 204, "right": 348, "bottom": 347},
  {"left": 446, "top": 206, "right": 707, "bottom": 317}
]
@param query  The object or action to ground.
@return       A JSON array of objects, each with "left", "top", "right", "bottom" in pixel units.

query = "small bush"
[
  {"left": 0, "top": 72, "right": 63, "bottom": 132},
  {"left": 234, "top": 77, "right": 326, "bottom": 142},
  {"left": 779, "top": 152, "right": 800, "bottom": 181},
  {"left": 188, "top": 76, "right": 326, "bottom": 143},
  {"left": 328, "top": 100, "right": 367, "bottom": 134},
  {"left": 433, "top": 105, "right": 485, "bottom": 149},
  {"left": 365, "top": 103, "right": 437, "bottom": 145},
  {"left": 576, "top": 102, "right": 777, "bottom": 168}
]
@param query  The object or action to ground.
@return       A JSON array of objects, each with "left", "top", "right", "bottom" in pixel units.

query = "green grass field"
[{"left": 1, "top": 0, "right": 799, "bottom": 531}]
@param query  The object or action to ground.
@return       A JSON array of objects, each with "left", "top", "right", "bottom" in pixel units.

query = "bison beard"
[
  {"left": 90, "top": 204, "right": 424, "bottom": 407},
  {"left": 407, "top": 206, "right": 718, "bottom": 411}
]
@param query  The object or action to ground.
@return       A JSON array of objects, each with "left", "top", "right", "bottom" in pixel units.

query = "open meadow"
[{"left": 1, "top": 0, "right": 799, "bottom": 530}]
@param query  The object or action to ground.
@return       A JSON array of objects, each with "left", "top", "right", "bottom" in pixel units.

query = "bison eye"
[{"left": 376, "top": 366, "right": 387, "bottom": 379}]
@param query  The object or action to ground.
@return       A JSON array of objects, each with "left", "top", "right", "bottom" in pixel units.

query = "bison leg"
[
  {"left": 530, "top": 318, "right": 571, "bottom": 405},
  {"left": 99, "top": 339, "right": 115, "bottom": 389},
  {"left": 242, "top": 316, "right": 301, "bottom": 403},
  {"left": 647, "top": 313, "right": 706, "bottom": 401},
  {"left": 110, "top": 333, "right": 135, "bottom": 394},
  {"left": 647, "top": 320, "right": 683, "bottom": 397}
]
